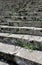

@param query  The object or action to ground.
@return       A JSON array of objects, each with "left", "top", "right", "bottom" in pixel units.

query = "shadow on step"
[{"left": 0, "top": 52, "right": 41, "bottom": 65}]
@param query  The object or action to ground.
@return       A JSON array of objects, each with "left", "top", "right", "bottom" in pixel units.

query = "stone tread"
[
  {"left": 0, "top": 33, "right": 42, "bottom": 42},
  {"left": 0, "top": 42, "right": 42, "bottom": 64},
  {"left": 0, "top": 25, "right": 42, "bottom": 30}
]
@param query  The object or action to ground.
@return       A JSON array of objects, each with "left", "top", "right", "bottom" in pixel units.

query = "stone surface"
[
  {"left": 0, "top": 0, "right": 42, "bottom": 65},
  {"left": 0, "top": 33, "right": 42, "bottom": 42},
  {"left": 0, "top": 42, "right": 42, "bottom": 64},
  {"left": 0, "top": 25, "right": 42, "bottom": 36}
]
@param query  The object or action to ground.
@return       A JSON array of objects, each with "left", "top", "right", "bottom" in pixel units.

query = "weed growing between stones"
[{"left": 17, "top": 40, "right": 42, "bottom": 51}]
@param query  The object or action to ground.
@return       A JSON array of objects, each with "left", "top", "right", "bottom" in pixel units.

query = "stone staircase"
[
  {"left": 0, "top": 0, "right": 42, "bottom": 65},
  {"left": 0, "top": 15, "right": 42, "bottom": 65}
]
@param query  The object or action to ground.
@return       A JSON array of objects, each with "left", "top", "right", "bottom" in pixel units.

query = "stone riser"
[
  {"left": 0, "top": 21, "right": 42, "bottom": 27},
  {"left": 0, "top": 33, "right": 42, "bottom": 42},
  {"left": 0, "top": 42, "right": 42, "bottom": 65},
  {"left": 0, "top": 27, "right": 42, "bottom": 36},
  {"left": 0, "top": 51, "right": 40, "bottom": 65},
  {"left": 0, "top": 37, "right": 42, "bottom": 51}
]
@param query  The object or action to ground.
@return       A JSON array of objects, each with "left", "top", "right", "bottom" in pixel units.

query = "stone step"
[
  {"left": 0, "top": 42, "right": 42, "bottom": 64},
  {"left": 0, "top": 21, "right": 41, "bottom": 27},
  {"left": 0, "top": 36, "right": 42, "bottom": 51},
  {"left": 0, "top": 14, "right": 42, "bottom": 21},
  {"left": 0, "top": 25, "right": 42, "bottom": 36},
  {"left": 0, "top": 33, "right": 42, "bottom": 42},
  {"left": 0, "top": 52, "right": 40, "bottom": 65},
  {"left": 0, "top": 25, "right": 42, "bottom": 30},
  {"left": 0, "top": 18, "right": 42, "bottom": 27}
]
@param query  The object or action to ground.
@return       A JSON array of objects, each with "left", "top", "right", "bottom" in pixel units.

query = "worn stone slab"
[
  {"left": 0, "top": 20, "right": 41, "bottom": 27},
  {"left": 0, "top": 25, "right": 42, "bottom": 30},
  {"left": 0, "top": 42, "right": 42, "bottom": 64},
  {"left": 0, "top": 33, "right": 42, "bottom": 42},
  {"left": 0, "top": 25, "right": 42, "bottom": 36},
  {"left": 0, "top": 42, "right": 16, "bottom": 54},
  {"left": 15, "top": 47, "right": 42, "bottom": 64}
]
